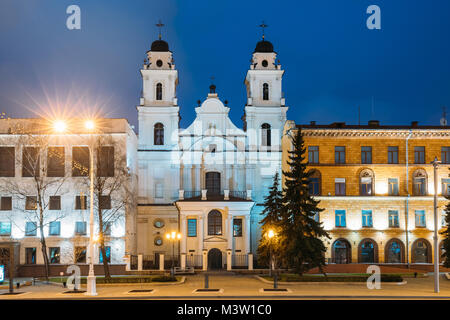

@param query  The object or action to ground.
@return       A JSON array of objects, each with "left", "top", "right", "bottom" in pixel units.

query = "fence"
[
  {"left": 232, "top": 254, "right": 248, "bottom": 269},
  {"left": 164, "top": 255, "right": 179, "bottom": 269},
  {"left": 130, "top": 255, "right": 138, "bottom": 270},
  {"left": 142, "top": 255, "right": 157, "bottom": 270},
  {"left": 186, "top": 254, "right": 203, "bottom": 268}
]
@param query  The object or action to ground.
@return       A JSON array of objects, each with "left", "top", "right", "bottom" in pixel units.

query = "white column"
[
  {"left": 245, "top": 216, "right": 250, "bottom": 254},
  {"left": 198, "top": 215, "right": 204, "bottom": 251},
  {"left": 138, "top": 254, "right": 143, "bottom": 271},
  {"left": 248, "top": 253, "right": 253, "bottom": 270},
  {"left": 227, "top": 216, "right": 233, "bottom": 250},
  {"left": 181, "top": 214, "right": 187, "bottom": 254},
  {"left": 227, "top": 249, "right": 232, "bottom": 271},
  {"left": 202, "top": 250, "right": 208, "bottom": 271},
  {"left": 159, "top": 254, "right": 165, "bottom": 271},
  {"left": 181, "top": 253, "right": 186, "bottom": 270}
]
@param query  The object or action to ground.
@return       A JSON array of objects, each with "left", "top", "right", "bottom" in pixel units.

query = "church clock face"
[
  {"left": 156, "top": 59, "right": 163, "bottom": 67},
  {"left": 262, "top": 59, "right": 268, "bottom": 67}
]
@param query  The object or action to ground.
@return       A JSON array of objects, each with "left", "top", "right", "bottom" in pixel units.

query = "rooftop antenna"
[
  {"left": 358, "top": 106, "right": 361, "bottom": 126},
  {"left": 371, "top": 96, "right": 375, "bottom": 119},
  {"left": 259, "top": 21, "right": 268, "bottom": 40},
  {"left": 441, "top": 106, "right": 447, "bottom": 126},
  {"left": 156, "top": 20, "right": 164, "bottom": 40}
]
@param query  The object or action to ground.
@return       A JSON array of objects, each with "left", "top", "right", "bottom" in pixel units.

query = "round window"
[
  {"left": 156, "top": 59, "right": 163, "bottom": 67},
  {"left": 154, "top": 236, "right": 163, "bottom": 246},
  {"left": 262, "top": 60, "right": 268, "bottom": 67},
  {"left": 154, "top": 219, "right": 165, "bottom": 228}
]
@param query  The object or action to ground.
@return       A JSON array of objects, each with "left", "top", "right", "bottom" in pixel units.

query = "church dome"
[
  {"left": 254, "top": 40, "right": 274, "bottom": 53},
  {"left": 151, "top": 39, "right": 169, "bottom": 52}
]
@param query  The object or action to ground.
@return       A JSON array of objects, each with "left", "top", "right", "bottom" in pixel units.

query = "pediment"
[{"left": 204, "top": 236, "right": 227, "bottom": 243}]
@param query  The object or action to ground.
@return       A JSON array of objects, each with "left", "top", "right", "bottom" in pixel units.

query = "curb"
[
  {"left": 76, "top": 276, "right": 186, "bottom": 287},
  {"left": 254, "top": 275, "right": 407, "bottom": 285}
]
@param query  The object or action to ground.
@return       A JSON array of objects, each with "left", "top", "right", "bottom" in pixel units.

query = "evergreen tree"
[
  {"left": 440, "top": 170, "right": 450, "bottom": 267},
  {"left": 279, "top": 129, "right": 330, "bottom": 275},
  {"left": 257, "top": 172, "right": 283, "bottom": 267}
]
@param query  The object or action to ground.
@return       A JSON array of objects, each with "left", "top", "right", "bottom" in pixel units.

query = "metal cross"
[
  {"left": 259, "top": 21, "right": 268, "bottom": 40},
  {"left": 156, "top": 20, "right": 164, "bottom": 40}
]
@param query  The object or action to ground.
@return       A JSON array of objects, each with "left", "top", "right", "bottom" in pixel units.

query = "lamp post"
[
  {"left": 432, "top": 157, "right": 441, "bottom": 293},
  {"left": 166, "top": 231, "right": 181, "bottom": 277},
  {"left": 267, "top": 229, "right": 277, "bottom": 288},
  {"left": 85, "top": 120, "right": 97, "bottom": 296}
]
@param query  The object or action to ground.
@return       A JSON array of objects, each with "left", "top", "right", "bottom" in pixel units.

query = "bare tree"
[
  {"left": 77, "top": 134, "right": 134, "bottom": 282},
  {"left": 0, "top": 121, "right": 70, "bottom": 280}
]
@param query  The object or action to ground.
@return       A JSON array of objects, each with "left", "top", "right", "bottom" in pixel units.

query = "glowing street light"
[
  {"left": 85, "top": 120, "right": 95, "bottom": 130},
  {"left": 266, "top": 228, "right": 277, "bottom": 288},
  {"left": 85, "top": 119, "right": 97, "bottom": 296},
  {"left": 165, "top": 231, "right": 182, "bottom": 277},
  {"left": 53, "top": 120, "right": 66, "bottom": 133}
]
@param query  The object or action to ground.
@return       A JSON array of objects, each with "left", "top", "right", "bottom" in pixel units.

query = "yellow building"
[{"left": 282, "top": 120, "right": 450, "bottom": 265}]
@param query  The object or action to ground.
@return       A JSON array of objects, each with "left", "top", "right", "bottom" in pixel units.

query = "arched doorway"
[
  {"left": 385, "top": 238, "right": 405, "bottom": 263},
  {"left": 332, "top": 239, "right": 351, "bottom": 264},
  {"left": 358, "top": 238, "right": 378, "bottom": 263},
  {"left": 412, "top": 238, "right": 432, "bottom": 263},
  {"left": 208, "top": 248, "right": 222, "bottom": 270}
]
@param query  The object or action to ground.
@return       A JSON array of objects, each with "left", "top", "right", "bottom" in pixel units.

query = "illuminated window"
[
  {"left": 442, "top": 179, "right": 450, "bottom": 196},
  {"left": 25, "top": 222, "right": 37, "bottom": 236},
  {"left": 414, "top": 146, "right": 425, "bottom": 164},
  {"left": 388, "top": 146, "right": 398, "bottom": 164},
  {"left": 75, "top": 221, "right": 87, "bottom": 235},
  {"left": 388, "top": 178, "right": 399, "bottom": 196},
  {"left": 233, "top": 218, "right": 242, "bottom": 237},
  {"left": 99, "top": 246, "right": 111, "bottom": 263},
  {"left": 388, "top": 210, "right": 399, "bottom": 228},
  {"left": 362, "top": 210, "right": 373, "bottom": 227},
  {"left": 49, "top": 247, "right": 60, "bottom": 264},
  {"left": 360, "top": 169, "right": 374, "bottom": 196},
  {"left": 415, "top": 210, "right": 426, "bottom": 227},
  {"left": 335, "top": 178, "right": 346, "bottom": 196},
  {"left": 208, "top": 210, "right": 222, "bottom": 235},
  {"left": 335, "top": 210, "right": 346, "bottom": 227},
  {"left": 49, "top": 221, "right": 60, "bottom": 236},
  {"left": 0, "top": 222, "right": 11, "bottom": 236},
  {"left": 361, "top": 146, "right": 372, "bottom": 164},
  {"left": 335, "top": 146, "right": 345, "bottom": 164},
  {"left": 308, "top": 146, "right": 319, "bottom": 164},
  {"left": 74, "top": 246, "right": 86, "bottom": 263},
  {"left": 187, "top": 219, "right": 197, "bottom": 237}
]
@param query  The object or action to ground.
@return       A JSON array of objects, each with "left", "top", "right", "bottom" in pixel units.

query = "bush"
[
  {"left": 267, "top": 274, "right": 403, "bottom": 283},
  {"left": 152, "top": 276, "right": 177, "bottom": 282}
]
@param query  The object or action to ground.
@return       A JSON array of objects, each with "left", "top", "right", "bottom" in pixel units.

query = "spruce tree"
[
  {"left": 257, "top": 172, "right": 283, "bottom": 267},
  {"left": 280, "top": 129, "right": 330, "bottom": 275},
  {"left": 440, "top": 171, "right": 450, "bottom": 267}
]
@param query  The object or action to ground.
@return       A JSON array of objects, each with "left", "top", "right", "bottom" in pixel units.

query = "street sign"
[{"left": 0, "top": 265, "right": 4, "bottom": 283}]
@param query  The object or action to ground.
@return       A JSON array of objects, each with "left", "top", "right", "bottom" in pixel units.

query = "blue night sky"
[{"left": 1, "top": 0, "right": 450, "bottom": 131}]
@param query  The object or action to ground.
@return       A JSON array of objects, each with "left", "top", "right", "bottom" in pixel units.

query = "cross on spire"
[
  {"left": 259, "top": 21, "right": 268, "bottom": 40},
  {"left": 156, "top": 19, "right": 164, "bottom": 40}
]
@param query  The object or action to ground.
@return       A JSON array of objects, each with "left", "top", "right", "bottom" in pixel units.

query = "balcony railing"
[{"left": 179, "top": 189, "right": 252, "bottom": 201}]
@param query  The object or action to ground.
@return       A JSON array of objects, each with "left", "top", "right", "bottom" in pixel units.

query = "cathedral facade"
[{"left": 135, "top": 36, "right": 287, "bottom": 269}]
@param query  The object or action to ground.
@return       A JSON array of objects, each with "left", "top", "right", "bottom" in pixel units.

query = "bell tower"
[{"left": 137, "top": 21, "right": 179, "bottom": 150}]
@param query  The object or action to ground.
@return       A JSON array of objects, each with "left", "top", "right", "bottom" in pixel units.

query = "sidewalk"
[{"left": 1, "top": 273, "right": 449, "bottom": 299}]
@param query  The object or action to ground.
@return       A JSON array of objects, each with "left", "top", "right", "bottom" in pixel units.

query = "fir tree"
[
  {"left": 257, "top": 172, "right": 283, "bottom": 267},
  {"left": 440, "top": 169, "right": 450, "bottom": 267},
  {"left": 279, "top": 129, "right": 330, "bottom": 275}
]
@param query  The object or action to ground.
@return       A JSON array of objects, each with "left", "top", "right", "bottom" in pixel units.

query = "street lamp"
[
  {"left": 53, "top": 120, "right": 67, "bottom": 133},
  {"left": 267, "top": 229, "right": 277, "bottom": 288},
  {"left": 165, "top": 231, "right": 181, "bottom": 277},
  {"left": 85, "top": 119, "right": 97, "bottom": 296},
  {"left": 432, "top": 156, "right": 441, "bottom": 293}
]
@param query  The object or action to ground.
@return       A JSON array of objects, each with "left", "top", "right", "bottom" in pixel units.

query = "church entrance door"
[{"left": 208, "top": 248, "right": 222, "bottom": 270}]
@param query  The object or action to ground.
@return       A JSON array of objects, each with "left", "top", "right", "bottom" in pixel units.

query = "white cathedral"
[{"left": 135, "top": 34, "right": 288, "bottom": 269}]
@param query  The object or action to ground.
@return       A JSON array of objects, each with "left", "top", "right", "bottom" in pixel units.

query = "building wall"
[{"left": 282, "top": 121, "right": 450, "bottom": 264}]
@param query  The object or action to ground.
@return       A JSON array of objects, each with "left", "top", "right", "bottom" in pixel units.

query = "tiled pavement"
[{"left": 1, "top": 273, "right": 450, "bottom": 299}]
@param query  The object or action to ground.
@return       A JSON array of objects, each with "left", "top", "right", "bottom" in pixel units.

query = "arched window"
[
  {"left": 412, "top": 238, "right": 431, "bottom": 263},
  {"left": 308, "top": 170, "right": 321, "bottom": 196},
  {"left": 154, "top": 123, "right": 164, "bottom": 145},
  {"left": 261, "top": 123, "right": 271, "bottom": 146},
  {"left": 358, "top": 238, "right": 379, "bottom": 263},
  {"left": 359, "top": 169, "right": 374, "bottom": 196},
  {"left": 156, "top": 83, "right": 162, "bottom": 100},
  {"left": 332, "top": 239, "right": 351, "bottom": 264},
  {"left": 385, "top": 238, "right": 405, "bottom": 263},
  {"left": 263, "top": 83, "right": 269, "bottom": 100},
  {"left": 205, "top": 172, "right": 221, "bottom": 196},
  {"left": 208, "top": 210, "right": 222, "bottom": 235},
  {"left": 413, "top": 169, "right": 427, "bottom": 196}
]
